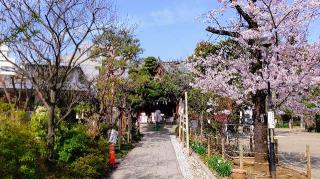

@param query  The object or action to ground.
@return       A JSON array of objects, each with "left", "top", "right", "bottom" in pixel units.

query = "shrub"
[
  {"left": 57, "top": 125, "right": 90, "bottom": 164},
  {"left": 276, "top": 122, "right": 288, "bottom": 128},
  {"left": 0, "top": 118, "right": 43, "bottom": 178},
  {"left": 56, "top": 125, "right": 109, "bottom": 177},
  {"left": 30, "top": 107, "right": 48, "bottom": 141},
  {"left": 70, "top": 153, "right": 105, "bottom": 177},
  {"left": 14, "top": 110, "right": 27, "bottom": 121},
  {"left": 191, "top": 140, "right": 207, "bottom": 156},
  {"left": 0, "top": 101, "right": 14, "bottom": 116},
  {"left": 207, "top": 155, "right": 233, "bottom": 177}
]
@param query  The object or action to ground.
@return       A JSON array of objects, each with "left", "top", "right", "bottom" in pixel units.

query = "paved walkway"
[
  {"left": 111, "top": 125, "right": 183, "bottom": 179},
  {"left": 275, "top": 128, "right": 320, "bottom": 178}
]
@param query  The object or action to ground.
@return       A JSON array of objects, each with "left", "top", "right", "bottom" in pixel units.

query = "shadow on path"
[{"left": 110, "top": 124, "right": 183, "bottom": 179}]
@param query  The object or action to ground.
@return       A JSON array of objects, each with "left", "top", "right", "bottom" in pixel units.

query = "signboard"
[
  {"left": 178, "top": 99, "right": 185, "bottom": 115},
  {"left": 268, "top": 111, "right": 275, "bottom": 129}
]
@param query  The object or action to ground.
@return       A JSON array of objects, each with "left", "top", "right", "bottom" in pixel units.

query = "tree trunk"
[
  {"left": 200, "top": 112, "right": 203, "bottom": 143},
  {"left": 127, "top": 112, "right": 132, "bottom": 143},
  {"left": 118, "top": 95, "right": 126, "bottom": 150},
  {"left": 47, "top": 90, "right": 56, "bottom": 169},
  {"left": 110, "top": 82, "right": 115, "bottom": 124},
  {"left": 253, "top": 91, "right": 269, "bottom": 171},
  {"left": 118, "top": 114, "right": 122, "bottom": 150}
]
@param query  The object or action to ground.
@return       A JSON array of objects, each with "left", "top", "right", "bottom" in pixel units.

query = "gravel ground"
[
  {"left": 170, "top": 135, "right": 216, "bottom": 179},
  {"left": 275, "top": 128, "right": 320, "bottom": 178}
]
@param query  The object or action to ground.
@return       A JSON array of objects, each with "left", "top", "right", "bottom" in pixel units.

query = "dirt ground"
[{"left": 275, "top": 128, "right": 320, "bottom": 178}]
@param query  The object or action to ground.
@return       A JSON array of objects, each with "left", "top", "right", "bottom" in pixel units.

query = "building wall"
[{"left": 0, "top": 45, "right": 16, "bottom": 76}]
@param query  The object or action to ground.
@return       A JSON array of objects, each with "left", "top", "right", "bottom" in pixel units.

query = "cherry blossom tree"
[{"left": 193, "top": 0, "right": 320, "bottom": 167}]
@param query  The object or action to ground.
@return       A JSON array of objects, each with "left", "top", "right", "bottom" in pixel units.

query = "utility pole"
[
  {"left": 264, "top": 41, "right": 276, "bottom": 178},
  {"left": 267, "top": 82, "right": 276, "bottom": 179}
]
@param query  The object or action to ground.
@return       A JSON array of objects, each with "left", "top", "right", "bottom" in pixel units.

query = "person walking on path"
[{"left": 155, "top": 109, "right": 162, "bottom": 131}]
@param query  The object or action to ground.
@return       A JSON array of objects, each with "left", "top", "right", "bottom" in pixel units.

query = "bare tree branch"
[{"left": 206, "top": 26, "right": 240, "bottom": 37}]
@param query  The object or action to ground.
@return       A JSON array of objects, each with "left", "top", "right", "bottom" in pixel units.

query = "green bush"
[
  {"left": 276, "top": 122, "right": 288, "bottom": 128},
  {"left": 207, "top": 155, "right": 233, "bottom": 177},
  {"left": 30, "top": 106, "right": 48, "bottom": 141},
  {"left": 70, "top": 153, "right": 105, "bottom": 177},
  {"left": 14, "top": 110, "right": 27, "bottom": 121},
  {"left": 57, "top": 125, "right": 90, "bottom": 164},
  {"left": 191, "top": 140, "right": 207, "bottom": 156},
  {"left": 56, "top": 125, "right": 109, "bottom": 177},
  {"left": 0, "top": 101, "right": 14, "bottom": 116},
  {"left": 0, "top": 118, "right": 43, "bottom": 178}
]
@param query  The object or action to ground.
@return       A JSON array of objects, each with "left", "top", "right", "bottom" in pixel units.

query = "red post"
[{"left": 109, "top": 144, "right": 116, "bottom": 167}]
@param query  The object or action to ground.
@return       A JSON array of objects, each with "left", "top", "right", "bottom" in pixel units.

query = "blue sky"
[
  {"left": 115, "top": 0, "right": 320, "bottom": 60},
  {"left": 115, "top": 0, "right": 214, "bottom": 60}
]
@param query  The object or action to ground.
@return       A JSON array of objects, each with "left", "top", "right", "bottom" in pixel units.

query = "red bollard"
[{"left": 109, "top": 144, "right": 116, "bottom": 168}]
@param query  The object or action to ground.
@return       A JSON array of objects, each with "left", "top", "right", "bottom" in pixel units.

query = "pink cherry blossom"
[{"left": 193, "top": 0, "right": 320, "bottom": 114}]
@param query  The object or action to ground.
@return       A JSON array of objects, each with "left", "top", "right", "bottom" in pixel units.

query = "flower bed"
[
  {"left": 190, "top": 139, "right": 233, "bottom": 177},
  {"left": 207, "top": 155, "right": 233, "bottom": 177},
  {"left": 191, "top": 141, "right": 207, "bottom": 156}
]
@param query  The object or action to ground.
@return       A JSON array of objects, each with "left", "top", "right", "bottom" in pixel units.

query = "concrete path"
[
  {"left": 275, "top": 128, "right": 320, "bottom": 178},
  {"left": 111, "top": 125, "right": 183, "bottom": 179}
]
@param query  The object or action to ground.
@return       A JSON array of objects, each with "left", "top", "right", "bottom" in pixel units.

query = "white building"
[{"left": 0, "top": 45, "right": 16, "bottom": 76}]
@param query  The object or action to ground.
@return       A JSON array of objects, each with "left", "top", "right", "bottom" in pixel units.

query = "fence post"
[
  {"left": 275, "top": 139, "right": 279, "bottom": 164},
  {"left": 200, "top": 112, "right": 203, "bottom": 144},
  {"left": 239, "top": 143, "right": 244, "bottom": 170},
  {"left": 249, "top": 135, "right": 253, "bottom": 153},
  {"left": 306, "top": 145, "right": 311, "bottom": 179},
  {"left": 207, "top": 136, "right": 211, "bottom": 157},
  {"left": 185, "top": 92, "right": 190, "bottom": 155},
  {"left": 221, "top": 137, "right": 225, "bottom": 159},
  {"left": 182, "top": 122, "right": 185, "bottom": 146},
  {"left": 179, "top": 114, "right": 182, "bottom": 140}
]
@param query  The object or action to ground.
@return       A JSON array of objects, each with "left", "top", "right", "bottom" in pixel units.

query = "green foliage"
[
  {"left": 276, "top": 122, "right": 289, "bottom": 128},
  {"left": 70, "top": 153, "right": 105, "bottom": 177},
  {"left": 127, "top": 58, "right": 192, "bottom": 112},
  {"left": 14, "top": 110, "right": 27, "bottom": 121},
  {"left": 0, "top": 118, "right": 43, "bottom": 178},
  {"left": 191, "top": 140, "right": 207, "bottom": 156},
  {"left": 193, "top": 41, "right": 218, "bottom": 58},
  {"left": 69, "top": 136, "right": 109, "bottom": 177},
  {"left": 93, "top": 26, "right": 142, "bottom": 116},
  {"left": 160, "top": 71, "right": 192, "bottom": 100},
  {"left": 30, "top": 106, "right": 49, "bottom": 141},
  {"left": 55, "top": 124, "right": 109, "bottom": 177},
  {"left": 0, "top": 101, "right": 14, "bottom": 116},
  {"left": 57, "top": 125, "right": 90, "bottom": 164},
  {"left": 188, "top": 89, "right": 214, "bottom": 118},
  {"left": 141, "top": 56, "right": 159, "bottom": 76},
  {"left": 207, "top": 155, "right": 233, "bottom": 177},
  {"left": 74, "top": 102, "right": 94, "bottom": 113}
]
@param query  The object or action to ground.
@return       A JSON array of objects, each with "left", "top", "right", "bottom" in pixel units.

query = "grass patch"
[
  {"left": 190, "top": 139, "right": 233, "bottom": 177},
  {"left": 190, "top": 140, "right": 207, "bottom": 156},
  {"left": 206, "top": 155, "right": 233, "bottom": 177}
]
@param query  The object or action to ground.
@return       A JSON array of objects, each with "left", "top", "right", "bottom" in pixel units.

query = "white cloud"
[{"left": 139, "top": 5, "right": 203, "bottom": 28}]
